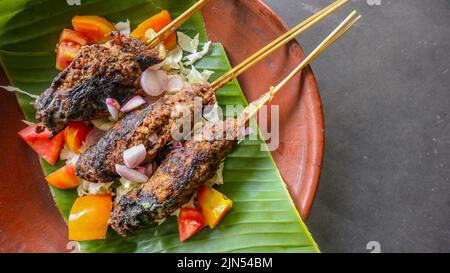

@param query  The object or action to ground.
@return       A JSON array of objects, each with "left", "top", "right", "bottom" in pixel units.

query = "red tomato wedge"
[
  {"left": 56, "top": 42, "right": 81, "bottom": 71},
  {"left": 18, "top": 123, "right": 64, "bottom": 165},
  {"left": 72, "top": 15, "right": 116, "bottom": 44},
  {"left": 131, "top": 10, "right": 177, "bottom": 50},
  {"left": 59, "top": 28, "right": 88, "bottom": 46},
  {"left": 197, "top": 185, "right": 233, "bottom": 228},
  {"left": 178, "top": 207, "right": 206, "bottom": 242},
  {"left": 46, "top": 164, "right": 80, "bottom": 190},
  {"left": 68, "top": 194, "right": 113, "bottom": 241},
  {"left": 64, "top": 122, "right": 92, "bottom": 154}
]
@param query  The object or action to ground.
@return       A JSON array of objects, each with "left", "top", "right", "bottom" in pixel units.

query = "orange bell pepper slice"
[
  {"left": 46, "top": 164, "right": 80, "bottom": 190},
  {"left": 131, "top": 10, "right": 177, "bottom": 50},
  {"left": 197, "top": 185, "right": 233, "bottom": 228},
  {"left": 56, "top": 42, "right": 81, "bottom": 71},
  {"left": 59, "top": 28, "right": 88, "bottom": 46},
  {"left": 68, "top": 194, "right": 113, "bottom": 241},
  {"left": 64, "top": 121, "right": 92, "bottom": 154},
  {"left": 72, "top": 15, "right": 116, "bottom": 44}
]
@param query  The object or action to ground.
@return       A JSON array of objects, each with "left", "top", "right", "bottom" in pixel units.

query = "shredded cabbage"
[
  {"left": 77, "top": 180, "right": 114, "bottom": 196},
  {"left": 177, "top": 32, "right": 199, "bottom": 53},
  {"left": 185, "top": 66, "right": 214, "bottom": 84},
  {"left": 161, "top": 46, "right": 183, "bottom": 70},
  {"left": 183, "top": 41, "right": 211, "bottom": 65},
  {"left": 115, "top": 178, "right": 140, "bottom": 202},
  {"left": 115, "top": 20, "right": 131, "bottom": 36}
]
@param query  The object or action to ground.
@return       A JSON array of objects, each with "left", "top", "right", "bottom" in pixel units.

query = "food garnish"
[
  {"left": 46, "top": 164, "right": 80, "bottom": 190},
  {"left": 197, "top": 185, "right": 233, "bottom": 228},
  {"left": 178, "top": 207, "right": 206, "bottom": 242},
  {"left": 131, "top": 10, "right": 177, "bottom": 50},
  {"left": 64, "top": 122, "right": 92, "bottom": 154},
  {"left": 18, "top": 123, "right": 65, "bottom": 165},
  {"left": 68, "top": 194, "right": 112, "bottom": 241},
  {"left": 72, "top": 15, "right": 116, "bottom": 44}
]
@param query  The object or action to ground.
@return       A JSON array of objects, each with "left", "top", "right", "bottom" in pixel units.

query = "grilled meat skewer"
[
  {"left": 109, "top": 11, "right": 360, "bottom": 236},
  {"left": 35, "top": 0, "right": 213, "bottom": 133},
  {"left": 74, "top": 0, "right": 349, "bottom": 182},
  {"left": 35, "top": 34, "right": 165, "bottom": 133},
  {"left": 110, "top": 120, "right": 239, "bottom": 236},
  {"left": 75, "top": 84, "right": 213, "bottom": 183}
]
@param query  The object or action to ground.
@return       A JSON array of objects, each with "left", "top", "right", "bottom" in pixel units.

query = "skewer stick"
[
  {"left": 146, "top": 0, "right": 210, "bottom": 48},
  {"left": 208, "top": 0, "right": 350, "bottom": 94},
  {"left": 239, "top": 11, "right": 361, "bottom": 124}
]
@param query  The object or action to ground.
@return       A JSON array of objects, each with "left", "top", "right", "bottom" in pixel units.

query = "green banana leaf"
[{"left": 0, "top": 0, "right": 319, "bottom": 253}]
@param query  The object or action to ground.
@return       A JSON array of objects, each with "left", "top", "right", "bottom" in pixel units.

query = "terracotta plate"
[{"left": 0, "top": 0, "right": 324, "bottom": 252}]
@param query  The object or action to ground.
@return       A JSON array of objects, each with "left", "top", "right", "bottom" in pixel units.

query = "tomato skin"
[
  {"left": 18, "top": 123, "right": 64, "bottom": 165},
  {"left": 197, "top": 185, "right": 233, "bottom": 228},
  {"left": 72, "top": 15, "right": 116, "bottom": 44},
  {"left": 131, "top": 10, "right": 177, "bottom": 50},
  {"left": 56, "top": 42, "right": 81, "bottom": 71},
  {"left": 64, "top": 122, "right": 92, "bottom": 154},
  {"left": 178, "top": 207, "right": 206, "bottom": 242},
  {"left": 45, "top": 164, "right": 79, "bottom": 190},
  {"left": 59, "top": 28, "right": 88, "bottom": 45},
  {"left": 68, "top": 194, "right": 112, "bottom": 241}
]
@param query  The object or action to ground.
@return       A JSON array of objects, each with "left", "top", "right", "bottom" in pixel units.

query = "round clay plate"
[{"left": 0, "top": 0, "right": 324, "bottom": 252}]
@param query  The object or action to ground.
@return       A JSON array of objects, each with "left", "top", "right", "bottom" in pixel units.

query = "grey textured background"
[{"left": 264, "top": 0, "right": 450, "bottom": 253}]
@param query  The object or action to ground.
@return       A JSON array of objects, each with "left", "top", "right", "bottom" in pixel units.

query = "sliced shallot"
[
  {"left": 115, "top": 164, "right": 148, "bottom": 183},
  {"left": 85, "top": 127, "right": 105, "bottom": 146},
  {"left": 167, "top": 75, "right": 185, "bottom": 92},
  {"left": 106, "top": 98, "right": 120, "bottom": 120},
  {"left": 136, "top": 166, "right": 146, "bottom": 174},
  {"left": 121, "top": 96, "right": 146, "bottom": 112},
  {"left": 123, "top": 144, "right": 146, "bottom": 168},
  {"left": 141, "top": 68, "right": 168, "bottom": 96}
]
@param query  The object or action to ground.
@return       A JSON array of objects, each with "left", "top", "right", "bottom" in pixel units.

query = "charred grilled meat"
[
  {"left": 75, "top": 84, "right": 213, "bottom": 183},
  {"left": 35, "top": 34, "right": 165, "bottom": 133},
  {"left": 110, "top": 120, "right": 240, "bottom": 236}
]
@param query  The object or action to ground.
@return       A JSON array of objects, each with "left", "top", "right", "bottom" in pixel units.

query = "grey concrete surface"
[{"left": 264, "top": 0, "right": 450, "bottom": 252}]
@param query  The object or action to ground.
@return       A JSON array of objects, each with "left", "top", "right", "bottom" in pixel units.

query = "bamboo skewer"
[
  {"left": 146, "top": 0, "right": 211, "bottom": 48},
  {"left": 239, "top": 11, "right": 361, "bottom": 124},
  {"left": 208, "top": 0, "right": 350, "bottom": 94}
]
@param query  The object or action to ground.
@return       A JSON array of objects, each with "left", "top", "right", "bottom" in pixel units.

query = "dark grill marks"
[
  {"left": 34, "top": 34, "right": 163, "bottom": 133},
  {"left": 109, "top": 128, "right": 238, "bottom": 236},
  {"left": 75, "top": 84, "right": 211, "bottom": 183}
]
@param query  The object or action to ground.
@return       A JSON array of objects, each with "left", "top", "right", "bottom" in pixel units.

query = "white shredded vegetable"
[
  {"left": 115, "top": 20, "right": 131, "bottom": 36},
  {"left": 185, "top": 66, "right": 214, "bottom": 84},
  {"left": 183, "top": 41, "right": 211, "bottom": 65},
  {"left": 77, "top": 180, "right": 114, "bottom": 197},
  {"left": 115, "top": 178, "right": 140, "bottom": 202},
  {"left": 177, "top": 32, "right": 199, "bottom": 53},
  {"left": 161, "top": 46, "right": 183, "bottom": 70}
]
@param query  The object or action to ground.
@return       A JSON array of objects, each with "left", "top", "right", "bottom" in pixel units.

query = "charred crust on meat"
[
  {"left": 110, "top": 135, "right": 238, "bottom": 236},
  {"left": 35, "top": 34, "right": 164, "bottom": 132},
  {"left": 75, "top": 84, "right": 212, "bottom": 183}
]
